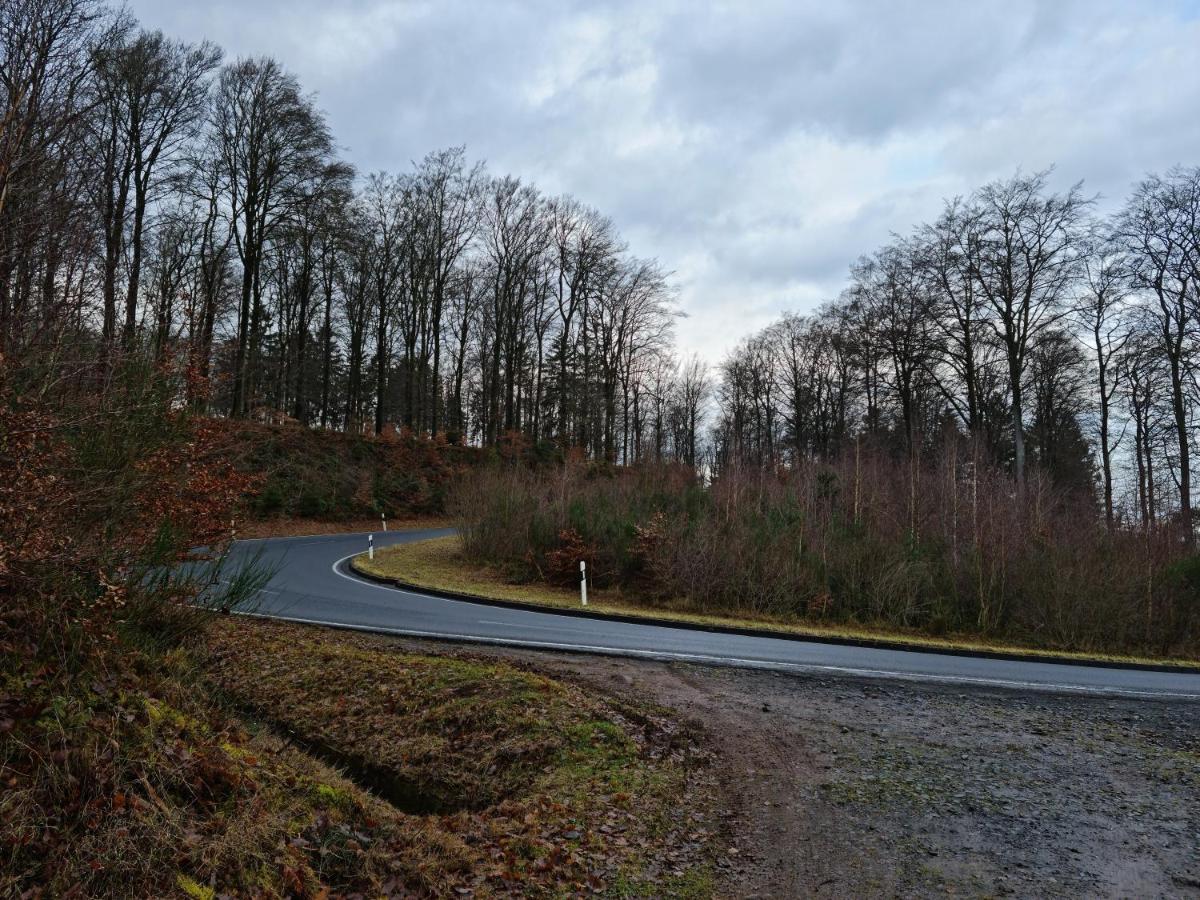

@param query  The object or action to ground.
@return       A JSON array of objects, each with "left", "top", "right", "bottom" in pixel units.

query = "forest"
[
  {"left": 5, "top": 1, "right": 1200, "bottom": 543},
  {"left": 2, "top": 1, "right": 1199, "bottom": 894},
  {"left": 4, "top": 0, "right": 1200, "bottom": 641},
  {"left": 2, "top": 0, "right": 699, "bottom": 466}
]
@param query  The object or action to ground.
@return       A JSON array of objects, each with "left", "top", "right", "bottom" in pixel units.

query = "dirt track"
[{"left": 340, "top": 631, "right": 1200, "bottom": 897}]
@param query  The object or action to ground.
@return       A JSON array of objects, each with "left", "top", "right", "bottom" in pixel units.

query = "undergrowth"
[
  {"left": 452, "top": 458, "right": 1200, "bottom": 659},
  {"left": 0, "top": 359, "right": 713, "bottom": 896}
]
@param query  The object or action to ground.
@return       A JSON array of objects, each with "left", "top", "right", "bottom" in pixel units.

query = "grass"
[
  {"left": 1, "top": 617, "right": 714, "bottom": 897},
  {"left": 202, "top": 619, "right": 715, "bottom": 896},
  {"left": 2, "top": 639, "right": 437, "bottom": 897},
  {"left": 233, "top": 514, "right": 452, "bottom": 540},
  {"left": 355, "top": 535, "right": 1200, "bottom": 669}
]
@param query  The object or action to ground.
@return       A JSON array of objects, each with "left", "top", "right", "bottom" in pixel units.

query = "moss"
[
  {"left": 176, "top": 874, "right": 215, "bottom": 900},
  {"left": 311, "top": 782, "right": 351, "bottom": 809},
  {"left": 196, "top": 618, "right": 714, "bottom": 895}
]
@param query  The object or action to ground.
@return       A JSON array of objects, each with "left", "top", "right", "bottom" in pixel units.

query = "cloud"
[{"left": 127, "top": 0, "right": 1200, "bottom": 362}]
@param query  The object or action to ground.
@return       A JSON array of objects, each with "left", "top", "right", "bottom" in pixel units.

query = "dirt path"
[{"left": 341, "top": 632, "right": 1200, "bottom": 897}]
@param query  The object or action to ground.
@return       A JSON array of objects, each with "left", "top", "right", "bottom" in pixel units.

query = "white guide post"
[
  {"left": 580, "top": 560, "right": 588, "bottom": 606},
  {"left": 382, "top": 513, "right": 387, "bottom": 532},
  {"left": 368, "top": 533, "right": 374, "bottom": 560}
]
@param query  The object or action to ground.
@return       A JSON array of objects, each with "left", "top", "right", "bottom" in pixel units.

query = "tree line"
[
  {"left": 7, "top": 0, "right": 1200, "bottom": 541},
  {"left": 712, "top": 168, "right": 1200, "bottom": 541},
  {"left": 1, "top": 0, "right": 709, "bottom": 464}
]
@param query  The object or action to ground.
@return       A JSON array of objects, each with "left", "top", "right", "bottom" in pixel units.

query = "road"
[{"left": 222, "top": 528, "right": 1200, "bottom": 700}]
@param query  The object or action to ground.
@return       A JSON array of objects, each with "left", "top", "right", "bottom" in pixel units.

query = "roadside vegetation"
[
  {"left": 204, "top": 620, "right": 713, "bottom": 896},
  {"left": 356, "top": 534, "right": 1197, "bottom": 666},
  {"left": 211, "top": 418, "right": 483, "bottom": 527},
  {"left": 0, "top": 360, "right": 712, "bottom": 897},
  {"left": 447, "top": 458, "right": 1200, "bottom": 661}
]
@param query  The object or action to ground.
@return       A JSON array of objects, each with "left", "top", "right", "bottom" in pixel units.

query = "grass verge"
[
  {"left": 202, "top": 619, "right": 715, "bottom": 896},
  {"left": 354, "top": 535, "right": 1200, "bottom": 670},
  {"left": 1, "top": 618, "right": 714, "bottom": 897}
]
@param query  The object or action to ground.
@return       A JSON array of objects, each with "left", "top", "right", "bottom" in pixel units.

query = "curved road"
[{"left": 224, "top": 529, "right": 1200, "bottom": 700}]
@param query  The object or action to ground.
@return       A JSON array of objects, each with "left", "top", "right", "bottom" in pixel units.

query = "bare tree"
[
  {"left": 1075, "top": 231, "right": 1131, "bottom": 528},
  {"left": 971, "top": 170, "right": 1090, "bottom": 483},
  {"left": 360, "top": 172, "right": 405, "bottom": 434},
  {"left": 853, "top": 240, "right": 939, "bottom": 453},
  {"left": 212, "top": 56, "right": 338, "bottom": 417},
  {"left": 0, "top": 0, "right": 107, "bottom": 354},
  {"left": 919, "top": 198, "right": 992, "bottom": 436},
  {"left": 1116, "top": 168, "right": 1200, "bottom": 543},
  {"left": 92, "top": 29, "right": 220, "bottom": 355}
]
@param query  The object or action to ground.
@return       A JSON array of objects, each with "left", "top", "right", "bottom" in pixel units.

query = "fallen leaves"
[{"left": 197, "top": 619, "right": 718, "bottom": 896}]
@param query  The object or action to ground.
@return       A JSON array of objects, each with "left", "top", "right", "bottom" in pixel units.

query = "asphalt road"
[{"left": 222, "top": 529, "right": 1200, "bottom": 700}]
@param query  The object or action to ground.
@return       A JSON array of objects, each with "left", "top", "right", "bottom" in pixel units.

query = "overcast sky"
[{"left": 127, "top": 0, "right": 1200, "bottom": 362}]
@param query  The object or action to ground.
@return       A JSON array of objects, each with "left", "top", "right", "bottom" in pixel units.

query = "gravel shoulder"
[{"left": 345, "top": 631, "right": 1200, "bottom": 898}]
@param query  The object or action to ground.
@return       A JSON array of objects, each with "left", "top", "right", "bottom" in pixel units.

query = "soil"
[{"left": 343, "top": 633, "right": 1200, "bottom": 898}]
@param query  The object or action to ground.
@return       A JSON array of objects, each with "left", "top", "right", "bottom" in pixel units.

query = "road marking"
[
  {"left": 234, "top": 609, "right": 1200, "bottom": 701},
  {"left": 330, "top": 552, "right": 455, "bottom": 599}
]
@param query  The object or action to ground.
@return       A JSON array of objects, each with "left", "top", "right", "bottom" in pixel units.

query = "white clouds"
[{"left": 128, "top": 0, "right": 1200, "bottom": 362}]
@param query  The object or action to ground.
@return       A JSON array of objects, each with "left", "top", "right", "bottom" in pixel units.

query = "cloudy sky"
[{"left": 128, "top": 0, "right": 1200, "bottom": 362}]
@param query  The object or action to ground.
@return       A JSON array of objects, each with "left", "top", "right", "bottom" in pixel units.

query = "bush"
[
  {"left": 451, "top": 449, "right": 1200, "bottom": 658},
  {"left": 451, "top": 461, "right": 702, "bottom": 588},
  {"left": 1, "top": 357, "right": 269, "bottom": 892},
  {"left": 207, "top": 419, "right": 486, "bottom": 521}
]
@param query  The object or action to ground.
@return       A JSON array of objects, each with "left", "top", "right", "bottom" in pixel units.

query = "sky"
[{"left": 127, "top": 0, "right": 1200, "bottom": 363}]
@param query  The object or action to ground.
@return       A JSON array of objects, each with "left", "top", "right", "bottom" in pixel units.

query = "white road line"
[
  {"left": 329, "top": 552, "right": 454, "bottom": 599},
  {"left": 234, "top": 609, "right": 1200, "bottom": 701}
]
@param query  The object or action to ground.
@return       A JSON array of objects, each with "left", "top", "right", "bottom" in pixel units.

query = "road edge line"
[{"left": 345, "top": 554, "right": 1200, "bottom": 676}]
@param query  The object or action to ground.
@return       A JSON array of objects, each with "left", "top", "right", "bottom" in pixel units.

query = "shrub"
[
  {"left": 451, "top": 448, "right": 1200, "bottom": 658},
  {"left": 1, "top": 356, "right": 270, "bottom": 892},
  {"left": 207, "top": 419, "right": 486, "bottom": 521}
]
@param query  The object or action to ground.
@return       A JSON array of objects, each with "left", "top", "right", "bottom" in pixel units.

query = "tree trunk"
[
  {"left": 123, "top": 194, "right": 147, "bottom": 349},
  {"left": 1168, "top": 353, "right": 1193, "bottom": 545}
]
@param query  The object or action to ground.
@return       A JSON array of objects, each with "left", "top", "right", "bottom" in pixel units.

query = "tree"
[
  {"left": 971, "top": 170, "right": 1090, "bottom": 483},
  {"left": 480, "top": 176, "right": 549, "bottom": 444},
  {"left": 407, "top": 147, "right": 481, "bottom": 435},
  {"left": 212, "top": 56, "right": 339, "bottom": 417},
  {"left": 98, "top": 30, "right": 220, "bottom": 350},
  {"left": 919, "top": 198, "right": 992, "bottom": 437},
  {"left": 360, "top": 172, "right": 405, "bottom": 434},
  {"left": 673, "top": 355, "right": 710, "bottom": 467},
  {"left": 0, "top": 0, "right": 107, "bottom": 355},
  {"left": 853, "top": 240, "right": 939, "bottom": 453},
  {"left": 1026, "top": 327, "right": 1093, "bottom": 493},
  {"left": 1075, "top": 231, "right": 1131, "bottom": 528},
  {"left": 1115, "top": 168, "right": 1200, "bottom": 544}
]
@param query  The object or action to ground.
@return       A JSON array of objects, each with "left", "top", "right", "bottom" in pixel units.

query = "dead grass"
[
  {"left": 356, "top": 535, "right": 1200, "bottom": 669},
  {"left": 234, "top": 515, "right": 452, "bottom": 540},
  {"left": 202, "top": 619, "right": 715, "bottom": 896},
  {"left": 1, "top": 618, "right": 713, "bottom": 898},
  {"left": 0, "top": 637, "right": 475, "bottom": 898}
]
